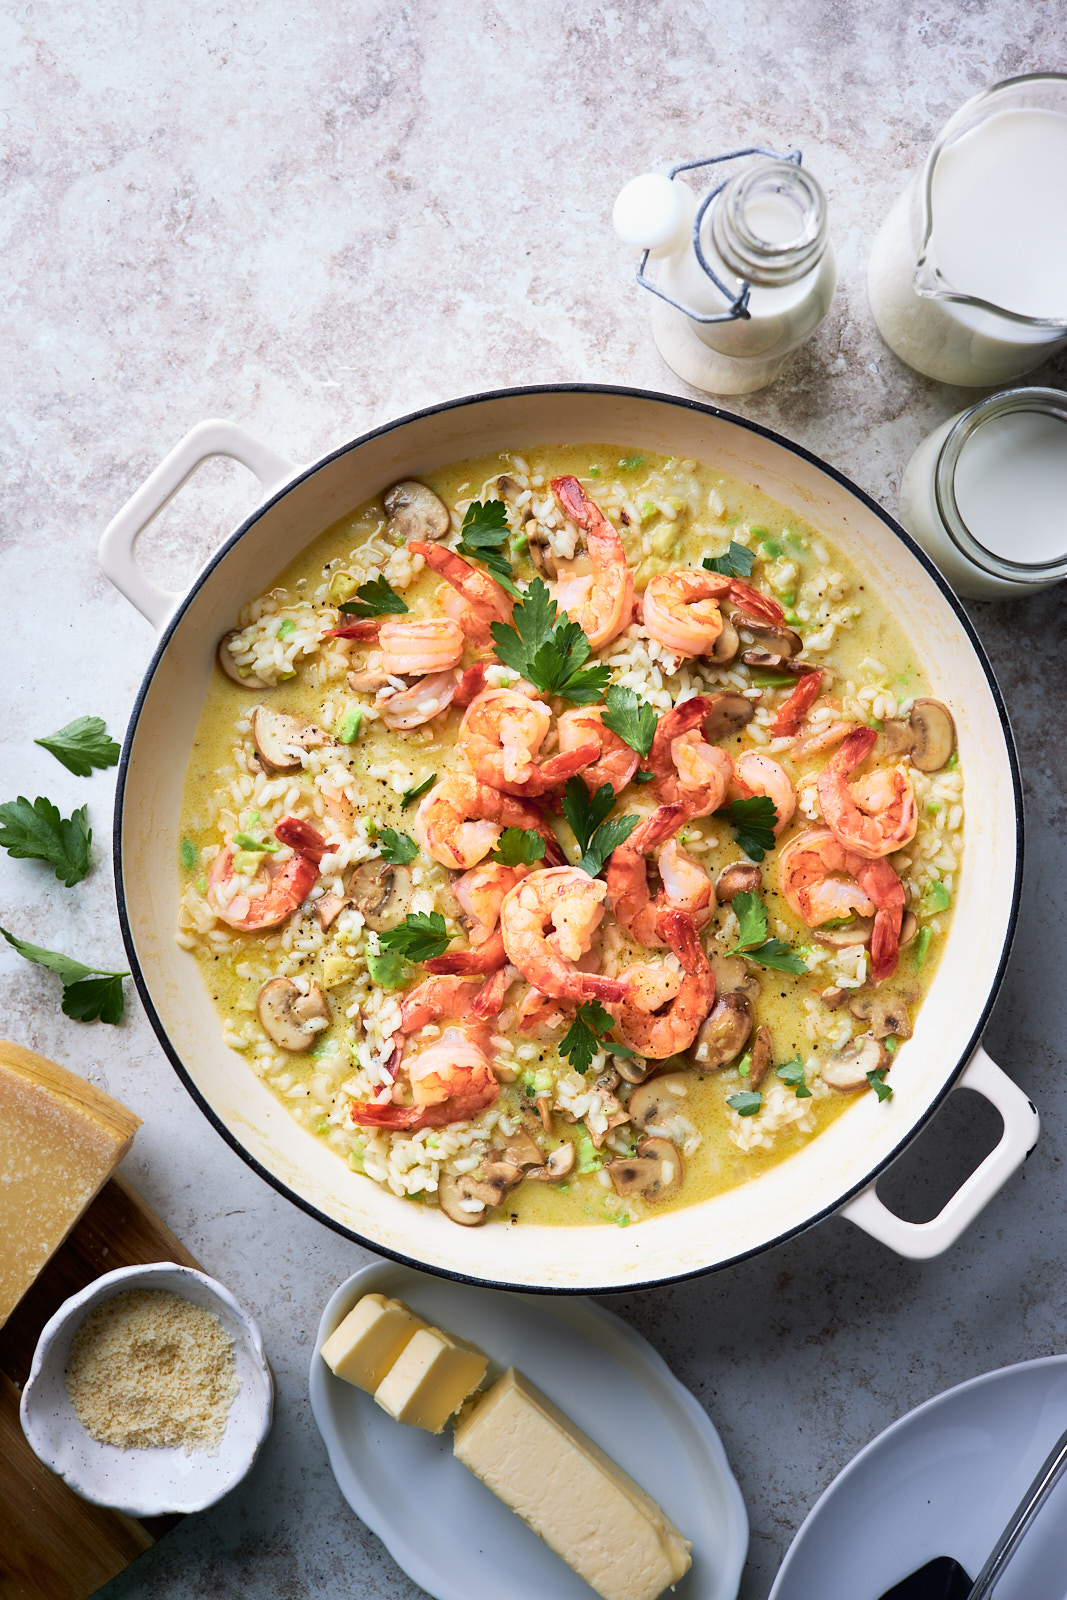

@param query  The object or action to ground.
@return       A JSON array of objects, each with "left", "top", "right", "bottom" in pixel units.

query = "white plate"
[
  {"left": 770, "top": 1354, "right": 1067, "bottom": 1600},
  {"left": 309, "top": 1262, "right": 748, "bottom": 1600}
]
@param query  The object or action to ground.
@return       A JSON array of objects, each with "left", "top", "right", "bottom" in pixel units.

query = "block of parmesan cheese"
[
  {"left": 453, "top": 1367, "right": 692, "bottom": 1600},
  {"left": 0, "top": 1040, "right": 141, "bottom": 1327},
  {"left": 374, "top": 1325, "right": 488, "bottom": 1433},
  {"left": 320, "top": 1293, "right": 428, "bottom": 1392}
]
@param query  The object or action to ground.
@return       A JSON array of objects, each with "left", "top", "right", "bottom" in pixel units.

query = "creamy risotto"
[{"left": 177, "top": 447, "right": 963, "bottom": 1229}]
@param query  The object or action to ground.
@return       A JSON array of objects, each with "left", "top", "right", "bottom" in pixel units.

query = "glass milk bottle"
[
  {"left": 614, "top": 157, "right": 837, "bottom": 395},
  {"left": 868, "top": 73, "right": 1067, "bottom": 386},
  {"left": 898, "top": 388, "right": 1067, "bottom": 599}
]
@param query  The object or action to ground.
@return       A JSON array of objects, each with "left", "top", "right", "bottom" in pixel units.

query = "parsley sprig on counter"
[
  {"left": 727, "top": 890, "right": 807, "bottom": 974},
  {"left": 715, "top": 795, "right": 778, "bottom": 862},
  {"left": 602, "top": 685, "right": 657, "bottom": 759},
  {"left": 490, "top": 579, "right": 610, "bottom": 706},
  {"left": 339, "top": 576, "right": 409, "bottom": 617},
  {"left": 561, "top": 778, "right": 639, "bottom": 878},
  {"left": 35, "top": 716, "right": 120, "bottom": 777},
  {"left": 560, "top": 1001, "right": 636, "bottom": 1075},
  {"left": 0, "top": 796, "right": 92, "bottom": 886},
  {"left": 378, "top": 912, "right": 452, "bottom": 964},
  {"left": 703, "top": 541, "right": 755, "bottom": 579},
  {"left": 1, "top": 927, "right": 127, "bottom": 1024}
]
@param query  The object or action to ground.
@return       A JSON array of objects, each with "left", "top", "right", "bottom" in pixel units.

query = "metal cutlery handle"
[{"left": 967, "top": 1425, "right": 1067, "bottom": 1598}]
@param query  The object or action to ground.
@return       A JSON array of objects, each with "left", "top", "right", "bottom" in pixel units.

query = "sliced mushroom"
[
  {"left": 606, "top": 1137, "right": 683, "bottom": 1202},
  {"left": 524, "top": 519, "right": 558, "bottom": 579},
  {"left": 494, "top": 1126, "right": 545, "bottom": 1169},
  {"left": 251, "top": 707, "right": 331, "bottom": 772},
  {"left": 731, "top": 614, "right": 803, "bottom": 658},
  {"left": 748, "top": 1025, "right": 773, "bottom": 1089},
  {"left": 691, "top": 993, "right": 754, "bottom": 1071},
  {"left": 535, "top": 1095, "right": 554, "bottom": 1133},
  {"left": 347, "top": 861, "right": 413, "bottom": 932},
  {"left": 849, "top": 992, "right": 913, "bottom": 1040},
  {"left": 614, "top": 1054, "right": 654, "bottom": 1085},
  {"left": 715, "top": 862, "right": 762, "bottom": 902},
  {"left": 821, "top": 985, "right": 848, "bottom": 1010},
  {"left": 594, "top": 1066, "right": 621, "bottom": 1095},
  {"left": 438, "top": 1172, "right": 490, "bottom": 1226},
  {"left": 383, "top": 480, "right": 451, "bottom": 543},
  {"left": 257, "top": 977, "right": 330, "bottom": 1052},
  {"left": 812, "top": 916, "right": 873, "bottom": 949},
  {"left": 709, "top": 952, "right": 762, "bottom": 1001},
  {"left": 703, "top": 693, "right": 755, "bottom": 743},
  {"left": 882, "top": 719, "right": 913, "bottom": 760},
  {"left": 526, "top": 1143, "right": 576, "bottom": 1182},
  {"left": 740, "top": 650, "right": 809, "bottom": 675},
  {"left": 496, "top": 474, "right": 523, "bottom": 500},
  {"left": 218, "top": 631, "right": 270, "bottom": 690},
  {"left": 313, "top": 891, "right": 350, "bottom": 931},
  {"left": 900, "top": 910, "right": 918, "bottom": 948},
  {"left": 627, "top": 1072, "right": 691, "bottom": 1134},
  {"left": 909, "top": 699, "right": 956, "bottom": 773},
  {"left": 822, "top": 1034, "right": 890, "bottom": 1091},
  {"left": 709, "top": 617, "right": 740, "bottom": 664}
]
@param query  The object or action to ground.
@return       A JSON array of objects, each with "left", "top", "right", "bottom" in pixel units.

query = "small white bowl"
[{"left": 20, "top": 1261, "right": 274, "bottom": 1516}]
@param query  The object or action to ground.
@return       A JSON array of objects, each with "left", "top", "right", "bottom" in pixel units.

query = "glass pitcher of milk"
[{"left": 868, "top": 72, "right": 1067, "bottom": 386}]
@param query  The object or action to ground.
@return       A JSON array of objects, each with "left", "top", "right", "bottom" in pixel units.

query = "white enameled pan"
[{"left": 101, "top": 386, "right": 1036, "bottom": 1292}]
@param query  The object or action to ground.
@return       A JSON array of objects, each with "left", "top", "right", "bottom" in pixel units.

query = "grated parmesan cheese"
[{"left": 66, "top": 1288, "right": 240, "bottom": 1454}]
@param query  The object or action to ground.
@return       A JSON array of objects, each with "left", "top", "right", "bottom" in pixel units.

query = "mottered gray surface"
[{"left": 2, "top": 2, "right": 1066, "bottom": 1596}]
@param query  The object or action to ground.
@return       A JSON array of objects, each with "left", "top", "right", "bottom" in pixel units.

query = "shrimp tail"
[
  {"left": 322, "top": 619, "right": 382, "bottom": 641},
  {"left": 425, "top": 928, "right": 507, "bottom": 976},
  {"left": 273, "top": 815, "right": 329, "bottom": 862},
  {"left": 454, "top": 664, "right": 489, "bottom": 706},
  {"left": 471, "top": 964, "right": 515, "bottom": 1018},
  {"left": 549, "top": 475, "right": 596, "bottom": 528},
  {"left": 771, "top": 668, "right": 824, "bottom": 736},
  {"left": 727, "top": 580, "right": 785, "bottom": 627},
  {"left": 830, "top": 725, "right": 878, "bottom": 776}
]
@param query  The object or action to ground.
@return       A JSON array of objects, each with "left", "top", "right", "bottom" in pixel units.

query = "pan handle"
[
  {"left": 838, "top": 1044, "right": 1039, "bottom": 1259},
  {"left": 98, "top": 420, "right": 298, "bottom": 632}
]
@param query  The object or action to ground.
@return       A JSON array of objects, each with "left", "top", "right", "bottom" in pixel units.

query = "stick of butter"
[
  {"left": 0, "top": 1039, "right": 141, "bottom": 1328},
  {"left": 320, "top": 1293, "right": 428, "bottom": 1392},
  {"left": 374, "top": 1325, "right": 488, "bottom": 1434},
  {"left": 453, "top": 1367, "right": 692, "bottom": 1600}
]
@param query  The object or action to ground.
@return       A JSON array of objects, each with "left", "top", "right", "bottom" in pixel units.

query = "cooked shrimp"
[
  {"left": 733, "top": 751, "right": 797, "bottom": 836},
  {"left": 454, "top": 861, "right": 530, "bottom": 945},
  {"left": 410, "top": 542, "right": 512, "bottom": 646},
  {"left": 499, "top": 866, "right": 626, "bottom": 1003},
  {"left": 818, "top": 728, "right": 918, "bottom": 859},
  {"left": 556, "top": 706, "right": 639, "bottom": 795},
  {"left": 778, "top": 825, "right": 905, "bottom": 982},
  {"left": 771, "top": 669, "right": 824, "bottom": 736},
  {"left": 643, "top": 570, "right": 783, "bottom": 657},
  {"left": 605, "top": 803, "right": 685, "bottom": 946},
  {"left": 647, "top": 696, "right": 736, "bottom": 814},
  {"left": 458, "top": 689, "right": 598, "bottom": 797},
  {"left": 378, "top": 668, "right": 460, "bottom": 730},
  {"left": 791, "top": 719, "right": 862, "bottom": 763},
  {"left": 415, "top": 775, "right": 562, "bottom": 871},
  {"left": 208, "top": 815, "right": 326, "bottom": 931},
  {"left": 425, "top": 928, "right": 507, "bottom": 977},
  {"left": 378, "top": 617, "right": 464, "bottom": 676},
  {"left": 614, "top": 910, "right": 715, "bottom": 1057},
  {"left": 400, "top": 976, "right": 484, "bottom": 1032},
  {"left": 349, "top": 1026, "right": 499, "bottom": 1130},
  {"left": 669, "top": 732, "right": 734, "bottom": 818},
  {"left": 657, "top": 839, "right": 715, "bottom": 930},
  {"left": 549, "top": 476, "right": 634, "bottom": 651}
]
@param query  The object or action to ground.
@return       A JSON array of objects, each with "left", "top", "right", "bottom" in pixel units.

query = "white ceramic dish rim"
[
  {"left": 19, "top": 1260, "right": 274, "bottom": 1516},
  {"left": 107, "top": 383, "right": 1026, "bottom": 1291},
  {"left": 308, "top": 1259, "right": 749, "bottom": 1600},
  {"left": 767, "top": 1351, "right": 1067, "bottom": 1599}
]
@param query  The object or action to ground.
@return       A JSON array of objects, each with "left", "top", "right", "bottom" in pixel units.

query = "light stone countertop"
[{"left": 3, "top": 3, "right": 1066, "bottom": 1597}]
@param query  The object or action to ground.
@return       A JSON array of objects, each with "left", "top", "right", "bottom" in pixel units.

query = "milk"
[{"left": 868, "top": 82, "right": 1067, "bottom": 386}]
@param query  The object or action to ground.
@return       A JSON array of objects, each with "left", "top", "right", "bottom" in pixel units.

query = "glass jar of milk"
[
  {"left": 614, "top": 158, "right": 836, "bottom": 395},
  {"left": 868, "top": 73, "right": 1067, "bottom": 386},
  {"left": 898, "top": 388, "right": 1067, "bottom": 599}
]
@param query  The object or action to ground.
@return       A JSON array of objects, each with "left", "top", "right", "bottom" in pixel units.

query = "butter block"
[
  {"left": 453, "top": 1367, "right": 691, "bottom": 1600},
  {"left": 374, "top": 1325, "right": 488, "bottom": 1433},
  {"left": 0, "top": 1039, "right": 141, "bottom": 1328},
  {"left": 320, "top": 1293, "right": 428, "bottom": 1391}
]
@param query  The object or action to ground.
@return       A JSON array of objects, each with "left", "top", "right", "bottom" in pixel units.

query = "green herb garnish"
[
  {"left": 602, "top": 684, "right": 657, "bottom": 759},
  {"left": 35, "top": 716, "right": 120, "bottom": 777},
  {"left": 400, "top": 773, "right": 436, "bottom": 810},
  {"left": 379, "top": 828, "right": 418, "bottom": 866},
  {"left": 490, "top": 578, "right": 610, "bottom": 707},
  {"left": 727, "top": 890, "right": 807, "bottom": 974},
  {"left": 867, "top": 1068, "right": 893, "bottom": 1103},
  {"left": 715, "top": 795, "right": 778, "bottom": 862},
  {"left": 727, "top": 1090, "right": 762, "bottom": 1117},
  {"left": 0, "top": 796, "right": 92, "bottom": 887},
  {"left": 339, "top": 576, "right": 409, "bottom": 618},
  {"left": 1, "top": 926, "right": 128, "bottom": 1023},
  {"left": 378, "top": 912, "right": 452, "bottom": 963},
  {"left": 491, "top": 827, "right": 546, "bottom": 867},
  {"left": 561, "top": 777, "right": 639, "bottom": 878},
  {"left": 455, "top": 500, "right": 524, "bottom": 599},
  {"left": 703, "top": 541, "right": 756, "bottom": 579},
  {"left": 559, "top": 1000, "right": 636, "bottom": 1075},
  {"left": 775, "top": 1053, "right": 812, "bottom": 1098}
]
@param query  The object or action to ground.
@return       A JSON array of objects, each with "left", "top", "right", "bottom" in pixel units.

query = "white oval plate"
[
  {"left": 309, "top": 1262, "right": 748, "bottom": 1600},
  {"left": 770, "top": 1354, "right": 1067, "bottom": 1600}
]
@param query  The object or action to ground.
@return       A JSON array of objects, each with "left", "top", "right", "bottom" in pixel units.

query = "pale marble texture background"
[{"left": 3, "top": 3, "right": 1067, "bottom": 1597}]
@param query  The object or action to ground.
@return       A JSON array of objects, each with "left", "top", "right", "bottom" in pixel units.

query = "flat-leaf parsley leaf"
[
  {"left": 727, "top": 890, "right": 808, "bottom": 974},
  {"left": 339, "top": 576, "right": 409, "bottom": 617},
  {"left": 561, "top": 778, "right": 639, "bottom": 877},
  {"left": 775, "top": 1053, "right": 812, "bottom": 1098},
  {"left": 727, "top": 1090, "right": 762, "bottom": 1116},
  {"left": 867, "top": 1068, "right": 893, "bottom": 1103},
  {"left": 602, "top": 685, "right": 657, "bottom": 759},
  {"left": 35, "top": 716, "right": 120, "bottom": 776},
  {"left": 0, "top": 796, "right": 92, "bottom": 887},
  {"left": 491, "top": 827, "right": 546, "bottom": 867},
  {"left": 379, "top": 828, "right": 418, "bottom": 866},
  {"left": 715, "top": 795, "right": 778, "bottom": 861},
  {"left": 560, "top": 1001, "right": 636, "bottom": 1074},
  {"left": 1, "top": 925, "right": 128, "bottom": 1023},
  {"left": 378, "top": 912, "right": 452, "bottom": 963},
  {"left": 400, "top": 773, "right": 436, "bottom": 810},
  {"left": 455, "top": 500, "right": 524, "bottom": 599},
  {"left": 703, "top": 541, "right": 756, "bottom": 578},
  {"left": 490, "top": 579, "right": 610, "bottom": 706}
]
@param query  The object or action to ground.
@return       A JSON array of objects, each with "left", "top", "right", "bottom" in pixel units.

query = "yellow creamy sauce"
[{"left": 179, "top": 444, "right": 953, "bottom": 1229}]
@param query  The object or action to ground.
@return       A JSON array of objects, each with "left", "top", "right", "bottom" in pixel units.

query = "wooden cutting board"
[{"left": 0, "top": 1173, "right": 199, "bottom": 1600}]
